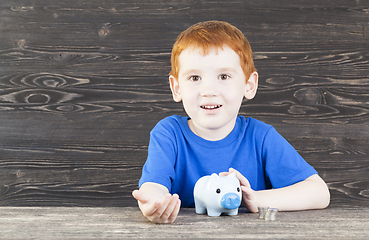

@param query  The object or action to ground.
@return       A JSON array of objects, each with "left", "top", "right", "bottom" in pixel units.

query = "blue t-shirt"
[{"left": 139, "top": 115, "right": 317, "bottom": 207}]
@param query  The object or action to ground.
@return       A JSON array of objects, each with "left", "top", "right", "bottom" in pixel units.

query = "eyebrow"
[
  {"left": 181, "top": 69, "right": 200, "bottom": 76},
  {"left": 218, "top": 67, "right": 238, "bottom": 73},
  {"left": 181, "top": 67, "right": 237, "bottom": 76}
]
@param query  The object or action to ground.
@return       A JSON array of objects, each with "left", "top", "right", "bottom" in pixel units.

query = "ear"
[
  {"left": 228, "top": 172, "right": 238, "bottom": 180},
  {"left": 207, "top": 173, "right": 219, "bottom": 189},
  {"left": 169, "top": 75, "right": 182, "bottom": 102},
  {"left": 244, "top": 71, "right": 258, "bottom": 100},
  {"left": 209, "top": 173, "right": 219, "bottom": 182}
]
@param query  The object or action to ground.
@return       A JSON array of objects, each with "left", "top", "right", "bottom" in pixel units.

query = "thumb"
[
  {"left": 132, "top": 189, "right": 149, "bottom": 204},
  {"left": 229, "top": 168, "right": 251, "bottom": 188}
]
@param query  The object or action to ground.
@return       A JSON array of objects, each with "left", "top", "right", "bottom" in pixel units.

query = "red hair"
[{"left": 169, "top": 21, "right": 256, "bottom": 81}]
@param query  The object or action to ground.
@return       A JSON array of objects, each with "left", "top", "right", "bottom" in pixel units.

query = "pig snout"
[{"left": 220, "top": 193, "right": 241, "bottom": 209}]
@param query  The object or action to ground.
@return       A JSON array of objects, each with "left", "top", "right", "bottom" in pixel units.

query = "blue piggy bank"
[{"left": 193, "top": 173, "right": 242, "bottom": 216}]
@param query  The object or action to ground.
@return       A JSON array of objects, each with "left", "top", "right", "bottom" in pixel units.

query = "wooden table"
[{"left": 1, "top": 206, "right": 368, "bottom": 239}]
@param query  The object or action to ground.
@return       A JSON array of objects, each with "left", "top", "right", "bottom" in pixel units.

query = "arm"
[
  {"left": 222, "top": 168, "right": 330, "bottom": 213},
  {"left": 253, "top": 174, "right": 330, "bottom": 212},
  {"left": 132, "top": 182, "right": 181, "bottom": 224}
]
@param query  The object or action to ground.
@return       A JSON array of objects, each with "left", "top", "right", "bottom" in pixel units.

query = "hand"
[
  {"left": 219, "top": 168, "right": 260, "bottom": 213},
  {"left": 132, "top": 189, "right": 181, "bottom": 224}
]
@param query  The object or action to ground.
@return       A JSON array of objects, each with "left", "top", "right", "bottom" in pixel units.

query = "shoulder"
[
  {"left": 240, "top": 116, "right": 274, "bottom": 136},
  {"left": 243, "top": 116, "right": 271, "bottom": 128},
  {"left": 154, "top": 115, "right": 187, "bottom": 129},
  {"left": 237, "top": 116, "right": 284, "bottom": 149},
  {"left": 151, "top": 115, "right": 188, "bottom": 137}
]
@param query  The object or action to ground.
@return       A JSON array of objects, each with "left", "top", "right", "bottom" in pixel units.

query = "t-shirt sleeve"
[
  {"left": 138, "top": 121, "right": 177, "bottom": 192},
  {"left": 262, "top": 127, "right": 318, "bottom": 189}
]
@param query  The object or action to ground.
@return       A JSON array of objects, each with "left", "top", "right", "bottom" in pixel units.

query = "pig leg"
[
  {"left": 227, "top": 208, "right": 239, "bottom": 216},
  {"left": 206, "top": 208, "right": 222, "bottom": 217},
  {"left": 194, "top": 199, "right": 207, "bottom": 214}
]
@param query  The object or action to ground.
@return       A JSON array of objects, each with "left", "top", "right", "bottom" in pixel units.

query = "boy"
[{"left": 132, "top": 20, "right": 330, "bottom": 224}]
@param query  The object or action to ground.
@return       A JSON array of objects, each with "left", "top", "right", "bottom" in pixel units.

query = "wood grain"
[
  {"left": 0, "top": 0, "right": 368, "bottom": 207},
  {"left": 0, "top": 207, "right": 368, "bottom": 239}
]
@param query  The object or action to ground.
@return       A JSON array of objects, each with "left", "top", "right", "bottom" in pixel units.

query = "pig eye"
[
  {"left": 237, "top": 187, "right": 240, "bottom": 192},
  {"left": 216, "top": 188, "right": 221, "bottom": 194}
]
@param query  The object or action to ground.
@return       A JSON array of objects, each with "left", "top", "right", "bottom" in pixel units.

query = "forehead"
[
  {"left": 180, "top": 44, "right": 235, "bottom": 57},
  {"left": 178, "top": 46, "right": 241, "bottom": 69}
]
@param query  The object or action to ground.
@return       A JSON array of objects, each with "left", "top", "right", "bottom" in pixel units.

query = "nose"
[
  {"left": 200, "top": 78, "right": 219, "bottom": 97},
  {"left": 220, "top": 193, "right": 241, "bottom": 210}
]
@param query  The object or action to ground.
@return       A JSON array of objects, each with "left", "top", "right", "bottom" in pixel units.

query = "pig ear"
[
  {"left": 207, "top": 173, "right": 218, "bottom": 189},
  {"left": 210, "top": 173, "right": 218, "bottom": 181},
  {"left": 229, "top": 172, "right": 237, "bottom": 179}
]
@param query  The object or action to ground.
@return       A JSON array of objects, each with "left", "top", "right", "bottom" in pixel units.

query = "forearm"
[{"left": 256, "top": 174, "right": 330, "bottom": 211}]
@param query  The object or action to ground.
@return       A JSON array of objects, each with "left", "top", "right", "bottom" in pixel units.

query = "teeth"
[{"left": 201, "top": 105, "right": 221, "bottom": 109}]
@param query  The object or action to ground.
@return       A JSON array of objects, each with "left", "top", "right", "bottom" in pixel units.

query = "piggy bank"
[{"left": 193, "top": 172, "right": 242, "bottom": 216}]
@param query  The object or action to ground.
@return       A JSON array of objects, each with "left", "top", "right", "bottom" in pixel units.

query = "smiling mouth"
[{"left": 201, "top": 105, "right": 222, "bottom": 110}]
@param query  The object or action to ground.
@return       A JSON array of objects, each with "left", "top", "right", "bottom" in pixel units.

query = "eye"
[
  {"left": 216, "top": 188, "right": 221, "bottom": 194},
  {"left": 190, "top": 75, "right": 201, "bottom": 81},
  {"left": 219, "top": 74, "right": 230, "bottom": 80},
  {"left": 237, "top": 187, "right": 240, "bottom": 192}
]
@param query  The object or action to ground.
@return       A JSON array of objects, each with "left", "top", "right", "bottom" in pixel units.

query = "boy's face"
[{"left": 169, "top": 46, "right": 258, "bottom": 140}]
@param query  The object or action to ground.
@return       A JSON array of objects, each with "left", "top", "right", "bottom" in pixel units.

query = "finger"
[
  {"left": 150, "top": 193, "right": 172, "bottom": 221},
  {"left": 239, "top": 175, "right": 251, "bottom": 188},
  {"left": 240, "top": 185, "right": 257, "bottom": 207},
  {"left": 145, "top": 201, "right": 161, "bottom": 217},
  {"left": 229, "top": 168, "right": 251, "bottom": 188},
  {"left": 160, "top": 194, "right": 180, "bottom": 222},
  {"left": 132, "top": 190, "right": 162, "bottom": 218},
  {"left": 241, "top": 185, "right": 254, "bottom": 198},
  {"left": 132, "top": 190, "right": 149, "bottom": 204},
  {"left": 219, "top": 171, "right": 230, "bottom": 176},
  {"left": 168, "top": 198, "right": 181, "bottom": 223},
  {"left": 240, "top": 186, "right": 258, "bottom": 213}
]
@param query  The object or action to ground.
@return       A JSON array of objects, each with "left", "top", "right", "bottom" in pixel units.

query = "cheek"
[
  {"left": 182, "top": 96, "right": 197, "bottom": 112},
  {"left": 180, "top": 87, "right": 198, "bottom": 102},
  {"left": 180, "top": 90, "right": 197, "bottom": 111},
  {"left": 225, "top": 87, "right": 245, "bottom": 103}
]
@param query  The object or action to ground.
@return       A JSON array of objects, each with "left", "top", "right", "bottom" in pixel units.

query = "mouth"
[{"left": 200, "top": 105, "right": 222, "bottom": 110}]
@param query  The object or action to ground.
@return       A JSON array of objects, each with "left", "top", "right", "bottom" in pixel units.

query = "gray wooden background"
[{"left": 0, "top": 0, "right": 368, "bottom": 208}]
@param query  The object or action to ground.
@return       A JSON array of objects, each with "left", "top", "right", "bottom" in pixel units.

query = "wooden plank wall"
[{"left": 0, "top": 0, "right": 368, "bottom": 207}]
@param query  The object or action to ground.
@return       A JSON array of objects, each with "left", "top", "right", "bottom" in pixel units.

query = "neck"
[{"left": 188, "top": 119, "right": 236, "bottom": 141}]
